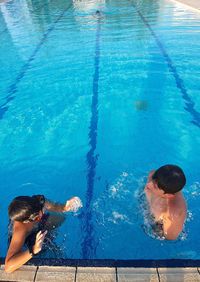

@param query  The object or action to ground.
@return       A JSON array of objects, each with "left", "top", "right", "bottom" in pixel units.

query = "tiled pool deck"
[
  {"left": 0, "top": 258, "right": 200, "bottom": 282},
  {"left": 0, "top": 265, "right": 200, "bottom": 282}
]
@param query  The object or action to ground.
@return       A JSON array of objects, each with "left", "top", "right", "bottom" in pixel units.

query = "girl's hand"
[
  {"left": 33, "top": 230, "right": 47, "bottom": 254},
  {"left": 64, "top": 197, "right": 83, "bottom": 212}
]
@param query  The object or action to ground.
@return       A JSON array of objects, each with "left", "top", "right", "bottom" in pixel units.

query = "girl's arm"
[
  {"left": 44, "top": 197, "right": 82, "bottom": 213},
  {"left": 5, "top": 225, "right": 47, "bottom": 273}
]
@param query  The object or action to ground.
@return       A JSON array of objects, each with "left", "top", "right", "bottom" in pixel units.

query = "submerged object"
[
  {"left": 134, "top": 100, "right": 148, "bottom": 111},
  {"left": 66, "top": 197, "right": 83, "bottom": 212}
]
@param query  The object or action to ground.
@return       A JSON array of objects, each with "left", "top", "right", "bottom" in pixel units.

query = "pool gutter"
[{"left": 1, "top": 257, "right": 200, "bottom": 267}]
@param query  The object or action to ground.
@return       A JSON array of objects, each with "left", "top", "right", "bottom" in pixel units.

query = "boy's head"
[
  {"left": 152, "top": 164, "right": 186, "bottom": 195},
  {"left": 8, "top": 195, "right": 45, "bottom": 222}
]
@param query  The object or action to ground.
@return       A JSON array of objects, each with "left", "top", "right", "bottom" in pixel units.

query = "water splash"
[
  {"left": 67, "top": 196, "right": 83, "bottom": 213},
  {"left": 93, "top": 171, "right": 145, "bottom": 229}
]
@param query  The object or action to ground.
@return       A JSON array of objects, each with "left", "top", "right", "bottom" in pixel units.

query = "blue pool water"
[{"left": 0, "top": 0, "right": 200, "bottom": 260}]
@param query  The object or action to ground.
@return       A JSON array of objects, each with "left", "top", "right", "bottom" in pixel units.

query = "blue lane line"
[
  {"left": 0, "top": 3, "right": 72, "bottom": 120},
  {"left": 81, "top": 15, "right": 101, "bottom": 259},
  {"left": 131, "top": 2, "right": 200, "bottom": 128}
]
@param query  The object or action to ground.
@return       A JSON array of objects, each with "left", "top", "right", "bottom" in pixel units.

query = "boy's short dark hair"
[
  {"left": 152, "top": 165, "right": 186, "bottom": 194},
  {"left": 8, "top": 195, "right": 45, "bottom": 222}
]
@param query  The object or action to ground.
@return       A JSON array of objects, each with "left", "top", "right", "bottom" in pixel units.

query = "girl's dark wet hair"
[
  {"left": 152, "top": 164, "right": 186, "bottom": 194},
  {"left": 8, "top": 195, "right": 45, "bottom": 222}
]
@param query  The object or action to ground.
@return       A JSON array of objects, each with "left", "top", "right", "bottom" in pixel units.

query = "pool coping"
[{"left": 1, "top": 260, "right": 200, "bottom": 282}]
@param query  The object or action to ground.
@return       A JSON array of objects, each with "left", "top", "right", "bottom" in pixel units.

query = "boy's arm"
[
  {"left": 162, "top": 214, "right": 183, "bottom": 240},
  {"left": 144, "top": 170, "right": 155, "bottom": 205},
  {"left": 145, "top": 187, "right": 152, "bottom": 206}
]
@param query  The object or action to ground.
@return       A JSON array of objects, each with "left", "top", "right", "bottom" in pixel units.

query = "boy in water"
[
  {"left": 145, "top": 164, "right": 186, "bottom": 240},
  {"left": 5, "top": 195, "right": 82, "bottom": 273}
]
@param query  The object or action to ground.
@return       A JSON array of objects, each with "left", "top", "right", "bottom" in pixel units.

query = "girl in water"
[{"left": 5, "top": 195, "right": 82, "bottom": 273}]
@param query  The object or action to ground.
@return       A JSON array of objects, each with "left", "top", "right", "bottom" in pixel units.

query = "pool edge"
[{"left": 1, "top": 258, "right": 200, "bottom": 267}]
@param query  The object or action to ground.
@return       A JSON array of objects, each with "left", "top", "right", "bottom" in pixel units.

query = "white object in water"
[{"left": 66, "top": 197, "right": 83, "bottom": 212}]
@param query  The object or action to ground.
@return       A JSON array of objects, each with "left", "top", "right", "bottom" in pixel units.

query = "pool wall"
[{"left": 1, "top": 257, "right": 200, "bottom": 267}]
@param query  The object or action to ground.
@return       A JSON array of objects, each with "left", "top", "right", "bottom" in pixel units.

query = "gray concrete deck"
[
  {"left": 172, "top": 0, "right": 200, "bottom": 12},
  {"left": 0, "top": 265, "right": 200, "bottom": 282}
]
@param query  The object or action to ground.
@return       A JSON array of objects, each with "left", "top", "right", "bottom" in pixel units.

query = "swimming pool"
[{"left": 0, "top": 0, "right": 200, "bottom": 261}]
